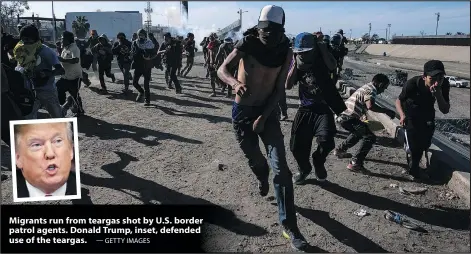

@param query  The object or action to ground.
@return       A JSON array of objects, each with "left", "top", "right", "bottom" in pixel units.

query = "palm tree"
[{"left": 72, "top": 16, "right": 90, "bottom": 39}]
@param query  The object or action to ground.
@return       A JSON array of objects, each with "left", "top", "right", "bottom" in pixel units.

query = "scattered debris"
[
  {"left": 390, "top": 183, "right": 398, "bottom": 188},
  {"left": 218, "top": 163, "right": 227, "bottom": 171},
  {"left": 400, "top": 186, "right": 428, "bottom": 195},
  {"left": 211, "top": 159, "right": 227, "bottom": 171},
  {"left": 266, "top": 196, "right": 275, "bottom": 202},
  {"left": 354, "top": 209, "right": 369, "bottom": 217},
  {"left": 384, "top": 210, "right": 427, "bottom": 232},
  {"left": 439, "top": 191, "right": 459, "bottom": 200}
]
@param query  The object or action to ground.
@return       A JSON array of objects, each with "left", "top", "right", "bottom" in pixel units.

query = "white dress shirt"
[{"left": 25, "top": 181, "right": 67, "bottom": 197}]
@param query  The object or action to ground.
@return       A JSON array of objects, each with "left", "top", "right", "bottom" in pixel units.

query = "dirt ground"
[{"left": 1, "top": 56, "right": 470, "bottom": 252}]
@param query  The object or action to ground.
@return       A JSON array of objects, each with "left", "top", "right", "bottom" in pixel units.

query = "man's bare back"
[{"left": 236, "top": 55, "right": 281, "bottom": 106}]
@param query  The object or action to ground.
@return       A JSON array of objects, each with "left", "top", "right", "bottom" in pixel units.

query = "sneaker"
[
  {"left": 347, "top": 161, "right": 365, "bottom": 172},
  {"left": 83, "top": 79, "right": 91, "bottom": 87},
  {"left": 258, "top": 178, "right": 269, "bottom": 197},
  {"left": 144, "top": 101, "right": 151, "bottom": 106},
  {"left": 136, "top": 93, "right": 144, "bottom": 102},
  {"left": 334, "top": 149, "right": 353, "bottom": 159},
  {"left": 293, "top": 171, "right": 311, "bottom": 185},
  {"left": 282, "top": 226, "right": 308, "bottom": 251},
  {"left": 176, "top": 90, "right": 182, "bottom": 94},
  {"left": 313, "top": 163, "right": 327, "bottom": 182}
]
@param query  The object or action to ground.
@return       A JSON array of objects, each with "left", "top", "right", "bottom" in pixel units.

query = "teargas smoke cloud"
[{"left": 162, "top": 4, "right": 255, "bottom": 50}]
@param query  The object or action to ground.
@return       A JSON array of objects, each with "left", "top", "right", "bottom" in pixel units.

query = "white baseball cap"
[{"left": 257, "top": 5, "right": 285, "bottom": 29}]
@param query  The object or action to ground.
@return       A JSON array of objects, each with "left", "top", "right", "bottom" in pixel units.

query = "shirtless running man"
[{"left": 217, "top": 5, "right": 308, "bottom": 251}]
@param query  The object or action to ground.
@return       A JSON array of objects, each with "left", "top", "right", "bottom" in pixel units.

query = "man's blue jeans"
[{"left": 232, "top": 102, "right": 296, "bottom": 227}]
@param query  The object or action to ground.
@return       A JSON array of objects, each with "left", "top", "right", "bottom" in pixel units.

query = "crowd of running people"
[{"left": 1, "top": 4, "right": 450, "bottom": 250}]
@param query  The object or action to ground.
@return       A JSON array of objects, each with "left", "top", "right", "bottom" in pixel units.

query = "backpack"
[{"left": 2, "top": 64, "right": 36, "bottom": 116}]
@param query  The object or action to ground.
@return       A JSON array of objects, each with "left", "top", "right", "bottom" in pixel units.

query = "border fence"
[{"left": 391, "top": 35, "right": 470, "bottom": 46}]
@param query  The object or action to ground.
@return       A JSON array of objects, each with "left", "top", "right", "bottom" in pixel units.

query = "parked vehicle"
[{"left": 445, "top": 76, "right": 469, "bottom": 88}]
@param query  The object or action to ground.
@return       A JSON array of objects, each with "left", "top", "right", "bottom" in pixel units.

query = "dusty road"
[{"left": 2, "top": 56, "right": 470, "bottom": 252}]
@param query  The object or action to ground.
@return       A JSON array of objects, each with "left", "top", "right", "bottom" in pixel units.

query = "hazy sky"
[{"left": 23, "top": 1, "right": 470, "bottom": 38}]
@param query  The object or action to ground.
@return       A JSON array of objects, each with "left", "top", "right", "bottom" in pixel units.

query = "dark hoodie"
[
  {"left": 112, "top": 33, "right": 132, "bottom": 64},
  {"left": 87, "top": 31, "right": 100, "bottom": 48},
  {"left": 131, "top": 29, "right": 156, "bottom": 70},
  {"left": 91, "top": 34, "right": 113, "bottom": 66},
  {"left": 160, "top": 37, "right": 182, "bottom": 67}
]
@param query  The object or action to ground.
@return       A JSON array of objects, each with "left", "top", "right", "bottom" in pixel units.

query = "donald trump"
[{"left": 12, "top": 120, "right": 80, "bottom": 202}]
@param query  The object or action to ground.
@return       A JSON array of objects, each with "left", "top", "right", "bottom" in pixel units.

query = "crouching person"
[{"left": 334, "top": 74, "right": 396, "bottom": 171}]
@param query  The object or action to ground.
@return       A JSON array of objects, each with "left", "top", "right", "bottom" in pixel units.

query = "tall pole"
[
  {"left": 435, "top": 12, "right": 440, "bottom": 35},
  {"left": 237, "top": 9, "right": 247, "bottom": 30},
  {"left": 368, "top": 22, "right": 371, "bottom": 43},
  {"left": 349, "top": 29, "right": 352, "bottom": 40},
  {"left": 387, "top": 24, "right": 391, "bottom": 41},
  {"left": 52, "top": 0, "right": 56, "bottom": 44}
]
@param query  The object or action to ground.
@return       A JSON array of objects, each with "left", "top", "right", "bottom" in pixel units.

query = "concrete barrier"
[
  {"left": 363, "top": 59, "right": 471, "bottom": 79},
  {"left": 364, "top": 44, "right": 470, "bottom": 64}
]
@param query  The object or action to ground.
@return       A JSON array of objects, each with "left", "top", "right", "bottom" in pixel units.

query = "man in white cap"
[{"left": 218, "top": 5, "right": 308, "bottom": 251}]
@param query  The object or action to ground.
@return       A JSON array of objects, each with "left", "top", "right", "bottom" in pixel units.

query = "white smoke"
[
  {"left": 158, "top": 4, "right": 217, "bottom": 50},
  {"left": 158, "top": 4, "right": 258, "bottom": 50}
]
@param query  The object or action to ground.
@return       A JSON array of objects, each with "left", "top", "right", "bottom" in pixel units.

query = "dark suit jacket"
[{"left": 16, "top": 169, "right": 77, "bottom": 198}]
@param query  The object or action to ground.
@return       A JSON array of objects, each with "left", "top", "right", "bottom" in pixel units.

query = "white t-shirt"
[{"left": 61, "top": 43, "right": 83, "bottom": 80}]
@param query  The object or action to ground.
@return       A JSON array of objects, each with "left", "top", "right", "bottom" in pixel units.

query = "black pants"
[
  {"left": 337, "top": 115, "right": 376, "bottom": 165},
  {"left": 165, "top": 65, "right": 181, "bottom": 92},
  {"left": 290, "top": 109, "right": 336, "bottom": 174},
  {"left": 180, "top": 56, "right": 194, "bottom": 76},
  {"left": 98, "top": 63, "right": 115, "bottom": 90},
  {"left": 81, "top": 71, "right": 90, "bottom": 85},
  {"left": 209, "top": 66, "right": 219, "bottom": 93},
  {"left": 1, "top": 92, "right": 24, "bottom": 146},
  {"left": 56, "top": 77, "right": 84, "bottom": 112},
  {"left": 118, "top": 62, "right": 132, "bottom": 89},
  {"left": 132, "top": 67, "right": 152, "bottom": 102},
  {"left": 405, "top": 121, "right": 435, "bottom": 174}
]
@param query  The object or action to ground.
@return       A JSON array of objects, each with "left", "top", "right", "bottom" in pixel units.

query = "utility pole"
[
  {"left": 349, "top": 29, "right": 352, "bottom": 40},
  {"left": 368, "top": 22, "right": 371, "bottom": 43},
  {"left": 387, "top": 24, "right": 391, "bottom": 41},
  {"left": 385, "top": 28, "right": 388, "bottom": 40},
  {"left": 237, "top": 9, "right": 248, "bottom": 29},
  {"left": 144, "top": 1, "right": 153, "bottom": 34},
  {"left": 435, "top": 12, "right": 440, "bottom": 35},
  {"left": 52, "top": 0, "right": 56, "bottom": 44}
]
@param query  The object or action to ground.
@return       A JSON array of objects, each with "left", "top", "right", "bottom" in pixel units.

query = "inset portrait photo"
[{"left": 10, "top": 118, "right": 81, "bottom": 203}]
